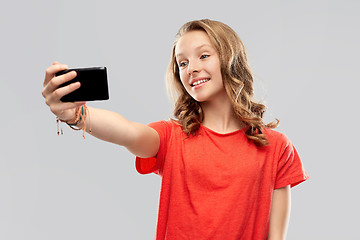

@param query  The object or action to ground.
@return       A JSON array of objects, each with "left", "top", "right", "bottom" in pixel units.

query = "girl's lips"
[{"left": 192, "top": 79, "right": 210, "bottom": 90}]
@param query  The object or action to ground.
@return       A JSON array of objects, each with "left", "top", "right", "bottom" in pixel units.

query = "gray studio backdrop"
[{"left": 1, "top": 0, "right": 359, "bottom": 239}]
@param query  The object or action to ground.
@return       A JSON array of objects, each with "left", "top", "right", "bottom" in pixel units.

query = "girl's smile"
[{"left": 190, "top": 77, "right": 210, "bottom": 89}]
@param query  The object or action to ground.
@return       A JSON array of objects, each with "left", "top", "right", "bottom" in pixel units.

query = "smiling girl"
[{"left": 42, "top": 19, "right": 308, "bottom": 240}]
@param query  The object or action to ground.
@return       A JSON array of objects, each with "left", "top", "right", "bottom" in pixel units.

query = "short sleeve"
[
  {"left": 274, "top": 136, "right": 309, "bottom": 189},
  {"left": 135, "top": 120, "right": 170, "bottom": 175}
]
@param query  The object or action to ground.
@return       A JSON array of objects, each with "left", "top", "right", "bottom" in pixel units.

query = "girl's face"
[{"left": 175, "top": 30, "right": 226, "bottom": 103}]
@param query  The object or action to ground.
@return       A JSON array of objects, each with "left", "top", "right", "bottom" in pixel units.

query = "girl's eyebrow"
[{"left": 175, "top": 43, "right": 213, "bottom": 59}]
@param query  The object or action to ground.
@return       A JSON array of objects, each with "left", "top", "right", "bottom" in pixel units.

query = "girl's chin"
[
  {"left": 187, "top": 93, "right": 202, "bottom": 102},
  {"left": 191, "top": 97, "right": 208, "bottom": 103},
  {"left": 189, "top": 92, "right": 215, "bottom": 103}
]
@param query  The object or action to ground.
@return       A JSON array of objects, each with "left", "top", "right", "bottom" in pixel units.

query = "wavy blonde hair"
[{"left": 166, "top": 19, "right": 278, "bottom": 146}]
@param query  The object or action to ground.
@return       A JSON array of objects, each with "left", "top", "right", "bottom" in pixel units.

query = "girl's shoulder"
[
  {"left": 147, "top": 119, "right": 184, "bottom": 137},
  {"left": 262, "top": 127, "right": 294, "bottom": 149},
  {"left": 149, "top": 119, "right": 181, "bottom": 129}
]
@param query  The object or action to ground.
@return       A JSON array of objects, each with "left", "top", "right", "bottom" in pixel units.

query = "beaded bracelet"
[
  {"left": 56, "top": 104, "right": 91, "bottom": 139},
  {"left": 64, "top": 106, "right": 83, "bottom": 126}
]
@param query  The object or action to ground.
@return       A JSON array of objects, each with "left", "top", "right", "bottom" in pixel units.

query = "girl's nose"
[{"left": 187, "top": 59, "right": 201, "bottom": 75}]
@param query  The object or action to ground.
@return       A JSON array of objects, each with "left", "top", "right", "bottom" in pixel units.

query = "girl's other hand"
[{"left": 42, "top": 61, "right": 86, "bottom": 122}]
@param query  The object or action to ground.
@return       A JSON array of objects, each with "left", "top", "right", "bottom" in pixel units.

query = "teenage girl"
[{"left": 42, "top": 19, "right": 308, "bottom": 240}]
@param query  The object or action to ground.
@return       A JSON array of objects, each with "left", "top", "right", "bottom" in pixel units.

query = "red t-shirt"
[{"left": 136, "top": 120, "right": 308, "bottom": 240}]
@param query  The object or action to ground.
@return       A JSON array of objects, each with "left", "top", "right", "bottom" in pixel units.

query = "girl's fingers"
[
  {"left": 44, "top": 81, "right": 80, "bottom": 107},
  {"left": 43, "top": 63, "right": 69, "bottom": 87},
  {"left": 50, "top": 81, "right": 81, "bottom": 102},
  {"left": 42, "top": 70, "right": 77, "bottom": 97}
]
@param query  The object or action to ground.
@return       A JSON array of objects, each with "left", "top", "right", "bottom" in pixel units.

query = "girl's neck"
[{"left": 200, "top": 94, "right": 245, "bottom": 134}]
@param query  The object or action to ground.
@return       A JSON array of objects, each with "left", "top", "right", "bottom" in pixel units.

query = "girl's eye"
[
  {"left": 200, "top": 54, "right": 210, "bottom": 59},
  {"left": 179, "top": 62, "right": 188, "bottom": 67}
]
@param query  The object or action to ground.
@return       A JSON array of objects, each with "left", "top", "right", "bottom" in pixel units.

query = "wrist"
[
  {"left": 55, "top": 104, "right": 90, "bottom": 139},
  {"left": 60, "top": 106, "right": 83, "bottom": 126}
]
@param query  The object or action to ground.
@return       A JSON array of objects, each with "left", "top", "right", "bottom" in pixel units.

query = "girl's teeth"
[{"left": 193, "top": 79, "right": 209, "bottom": 86}]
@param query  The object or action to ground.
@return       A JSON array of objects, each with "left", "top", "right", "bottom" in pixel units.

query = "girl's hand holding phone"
[{"left": 42, "top": 61, "right": 86, "bottom": 122}]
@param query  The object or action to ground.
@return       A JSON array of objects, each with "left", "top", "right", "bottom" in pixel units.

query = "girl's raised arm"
[
  {"left": 42, "top": 62, "right": 160, "bottom": 159},
  {"left": 79, "top": 107, "right": 160, "bottom": 158}
]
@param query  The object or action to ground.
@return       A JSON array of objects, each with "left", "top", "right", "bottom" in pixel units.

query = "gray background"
[{"left": 1, "top": 0, "right": 359, "bottom": 239}]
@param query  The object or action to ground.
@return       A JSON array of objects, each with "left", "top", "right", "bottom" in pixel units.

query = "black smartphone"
[{"left": 55, "top": 67, "right": 109, "bottom": 102}]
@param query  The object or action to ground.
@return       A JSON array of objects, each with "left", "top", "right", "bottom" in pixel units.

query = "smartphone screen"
[{"left": 56, "top": 67, "right": 109, "bottom": 102}]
